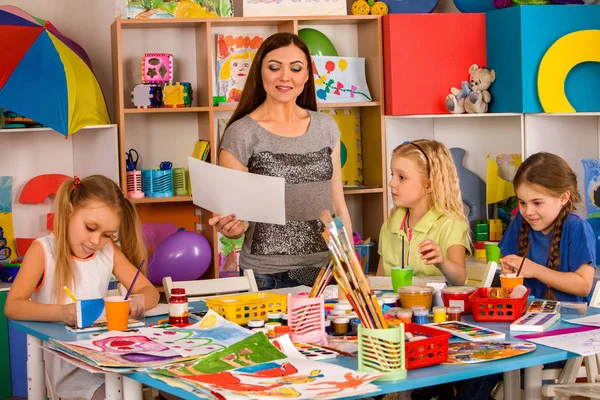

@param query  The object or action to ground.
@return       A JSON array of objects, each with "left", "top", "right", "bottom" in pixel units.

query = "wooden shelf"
[
  {"left": 343, "top": 187, "right": 383, "bottom": 195},
  {"left": 131, "top": 196, "right": 193, "bottom": 204},
  {"left": 386, "top": 112, "right": 522, "bottom": 119},
  {"left": 124, "top": 107, "right": 210, "bottom": 114},
  {"left": 213, "top": 101, "right": 381, "bottom": 112}
]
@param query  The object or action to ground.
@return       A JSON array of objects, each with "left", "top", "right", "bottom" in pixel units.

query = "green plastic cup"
[
  {"left": 391, "top": 266, "right": 413, "bottom": 293},
  {"left": 485, "top": 242, "right": 501, "bottom": 263}
]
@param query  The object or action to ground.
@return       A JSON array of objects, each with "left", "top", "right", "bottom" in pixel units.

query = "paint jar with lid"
[
  {"left": 398, "top": 285, "right": 434, "bottom": 311},
  {"left": 324, "top": 319, "right": 331, "bottom": 334},
  {"left": 274, "top": 325, "right": 291, "bottom": 338},
  {"left": 265, "top": 322, "right": 281, "bottom": 338},
  {"left": 247, "top": 319, "right": 265, "bottom": 329},
  {"left": 441, "top": 286, "right": 477, "bottom": 314},
  {"left": 447, "top": 306, "right": 462, "bottom": 321},
  {"left": 413, "top": 309, "right": 429, "bottom": 324},
  {"left": 332, "top": 317, "right": 350, "bottom": 335},
  {"left": 328, "top": 309, "right": 346, "bottom": 320},
  {"left": 252, "top": 327, "right": 269, "bottom": 334},
  {"left": 397, "top": 309, "right": 413, "bottom": 324},
  {"left": 432, "top": 306, "right": 447, "bottom": 323},
  {"left": 349, "top": 318, "right": 361, "bottom": 335},
  {"left": 333, "top": 303, "right": 353, "bottom": 314},
  {"left": 281, "top": 314, "right": 288, "bottom": 326},
  {"left": 267, "top": 312, "right": 283, "bottom": 324},
  {"left": 168, "top": 288, "right": 189, "bottom": 326},
  {"left": 380, "top": 294, "right": 399, "bottom": 312}
]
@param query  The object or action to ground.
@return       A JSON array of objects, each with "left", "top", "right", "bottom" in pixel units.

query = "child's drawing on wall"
[{"left": 215, "top": 35, "right": 264, "bottom": 102}]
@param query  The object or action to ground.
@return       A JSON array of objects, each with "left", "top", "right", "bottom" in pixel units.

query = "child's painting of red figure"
[{"left": 216, "top": 34, "right": 264, "bottom": 103}]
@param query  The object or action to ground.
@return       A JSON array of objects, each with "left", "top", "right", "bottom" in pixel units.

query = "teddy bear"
[{"left": 446, "top": 64, "right": 496, "bottom": 114}]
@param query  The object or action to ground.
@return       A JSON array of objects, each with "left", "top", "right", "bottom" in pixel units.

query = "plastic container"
[
  {"left": 267, "top": 312, "right": 283, "bottom": 324},
  {"left": 247, "top": 319, "right": 265, "bottom": 329},
  {"left": 398, "top": 286, "right": 434, "bottom": 310},
  {"left": 142, "top": 169, "right": 174, "bottom": 198},
  {"left": 358, "top": 324, "right": 406, "bottom": 381},
  {"left": 274, "top": 325, "right": 291, "bottom": 338},
  {"left": 265, "top": 322, "right": 281, "bottom": 338},
  {"left": 206, "top": 292, "right": 287, "bottom": 325},
  {"left": 469, "top": 287, "right": 530, "bottom": 322},
  {"left": 126, "top": 170, "right": 144, "bottom": 199},
  {"left": 397, "top": 309, "right": 412, "bottom": 324},
  {"left": 287, "top": 293, "right": 328, "bottom": 345},
  {"left": 432, "top": 306, "right": 447, "bottom": 323},
  {"left": 447, "top": 306, "right": 462, "bottom": 321},
  {"left": 413, "top": 309, "right": 429, "bottom": 324},
  {"left": 355, "top": 242, "right": 376, "bottom": 273},
  {"left": 172, "top": 167, "right": 189, "bottom": 196},
  {"left": 441, "top": 286, "right": 477, "bottom": 314},
  {"left": 333, "top": 303, "right": 353, "bottom": 314},
  {"left": 168, "top": 288, "right": 189, "bottom": 326},
  {"left": 333, "top": 317, "right": 350, "bottom": 334},
  {"left": 404, "top": 323, "right": 451, "bottom": 370}
]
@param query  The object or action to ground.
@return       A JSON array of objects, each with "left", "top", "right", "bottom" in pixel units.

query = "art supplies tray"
[
  {"left": 206, "top": 292, "right": 287, "bottom": 325},
  {"left": 469, "top": 287, "right": 530, "bottom": 322},
  {"left": 405, "top": 323, "right": 451, "bottom": 370},
  {"left": 428, "top": 321, "right": 506, "bottom": 342},
  {"left": 526, "top": 300, "right": 561, "bottom": 314},
  {"left": 510, "top": 312, "right": 561, "bottom": 332}
]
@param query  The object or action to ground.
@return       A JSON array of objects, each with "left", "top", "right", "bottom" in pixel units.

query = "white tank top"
[{"left": 31, "top": 234, "right": 114, "bottom": 399}]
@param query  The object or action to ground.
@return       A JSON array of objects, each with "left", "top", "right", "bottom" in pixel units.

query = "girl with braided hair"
[
  {"left": 499, "top": 152, "right": 596, "bottom": 302},
  {"left": 377, "top": 139, "right": 471, "bottom": 286}
]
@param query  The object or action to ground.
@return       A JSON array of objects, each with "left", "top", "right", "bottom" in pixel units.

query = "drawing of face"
[{"left": 231, "top": 55, "right": 252, "bottom": 87}]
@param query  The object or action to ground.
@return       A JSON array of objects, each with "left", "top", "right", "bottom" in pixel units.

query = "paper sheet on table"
[{"left": 188, "top": 156, "right": 286, "bottom": 225}]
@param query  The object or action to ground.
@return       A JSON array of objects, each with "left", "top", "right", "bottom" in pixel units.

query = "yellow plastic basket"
[{"left": 205, "top": 292, "right": 288, "bottom": 325}]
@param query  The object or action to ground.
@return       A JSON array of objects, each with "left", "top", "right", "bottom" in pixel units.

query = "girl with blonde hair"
[{"left": 377, "top": 139, "right": 471, "bottom": 286}]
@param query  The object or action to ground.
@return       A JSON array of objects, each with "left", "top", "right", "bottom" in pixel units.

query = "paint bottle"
[
  {"left": 447, "top": 306, "right": 462, "bottom": 322},
  {"left": 324, "top": 319, "right": 331, "bottom": 334},
  {"left": 397, "top": 309, "right": 413, "bottom": 325},
  {"left": 168, "top": 288, "right": 189, "bottom": 326},
  {"left": 332, "top": 317, "right": 350, "bottom": 335},
  {"left": 267, "top": 312, "right": 283, "bottom": 324},
  {"left": 413, "top": 309, "right": 429, "bottom": 324},
  {"left": 328, "top": 310, "right": 346, "bottom": 320},
  {"left": 252, "top": 327, "right": 269, "bottom": 335},
  {"left": 349, "top": 318, "right": 361, "bottom": 335},
  {"left": 333, "top": 303, "right": 353, "bottom": 314},
  {"left": 432, "top": 306, "right": 447, "bottom": 323},
  {"left": 281, "top": 314, "right": 288, "bottom": 326},
  {"left": 265, "top": 322, "right": 281, "bottom": 338},
  {"left": 274, "top": 325, "right": 291, "bottom": 338},
  {"left": 380, "top": 294, "right": 399, "bottom": 312},
  {"left": 411, "top": 305, "right": 427, "bottom": 322},
  {"left": 247, "top": 319, "right": 265, "bottom": 329}
]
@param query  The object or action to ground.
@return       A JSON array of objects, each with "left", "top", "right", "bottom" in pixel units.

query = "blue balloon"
[{"left": 147, "top": 230, "right": 212, "bottom": 284}]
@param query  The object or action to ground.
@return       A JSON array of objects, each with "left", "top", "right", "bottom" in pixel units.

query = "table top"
[{"left": 12, "top": 302, "right": 600, "bottom": 400}]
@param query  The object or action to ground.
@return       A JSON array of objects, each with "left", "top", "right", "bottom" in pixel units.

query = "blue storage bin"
[
  {"left": 142, "top": 169, "right": 174, "bottom": 198},
  {"left": 355, "top": 242, "right": 376, "bottom": 274}
]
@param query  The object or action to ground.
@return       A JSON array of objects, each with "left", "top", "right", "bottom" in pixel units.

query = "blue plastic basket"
[
  {"left": 355, "top": 242, "right": 376, "bottom": 274},
  {"left": 142, "top": 169, "right": 174, "bottom": 198}
]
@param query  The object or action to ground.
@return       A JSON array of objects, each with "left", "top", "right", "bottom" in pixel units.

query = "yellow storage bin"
[{"left": 206, "top": 292, "right": 287, "bottom": 325}]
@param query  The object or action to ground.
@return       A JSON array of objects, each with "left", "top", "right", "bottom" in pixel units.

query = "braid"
[
  {"left": 517, "top": 216, "right": 531, "bottom": 257},
  {"left": 544, "top": 206, "right": 570, "bottom": 300}
]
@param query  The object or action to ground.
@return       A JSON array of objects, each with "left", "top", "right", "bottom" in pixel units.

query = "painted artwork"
[
  {"left": 124, "top": 0, "right": 233, "bottom": 19},
  {"left": 0, "top": 177, "right": 15, "bottom": 262},
  {"left": 138, "top": 310, "right": 253, "bottom": 357},
  {"left": 320, "top": 108, "right": 363, "bottom": 187},
  {"left": 313, "top": 56, "right": 371, "bottom": 104},
  {"left": 152, "top": 358, "right": 380, "bottom": 399},
  {"left": 215, "top": 35, "right": 264, "bottom": 102},
  {"left": 243, "top": 0, "right": 346, "bottom": 17},
  {"left": 582, "top": 159, "right": 600, "bottom": 218},
  {"left": 142, "top": 53, "right": 173, "bottom": 84},
  {"left": 445, "top": 341, "right": 536, "bottom": 364},
  {"left": 521, "top": 327, "right": 600, "bottom": 356}
]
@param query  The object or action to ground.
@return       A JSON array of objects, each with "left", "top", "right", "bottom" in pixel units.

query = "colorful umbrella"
[{"left": 0, "top": 6, "right": 109, "bottom": 136}]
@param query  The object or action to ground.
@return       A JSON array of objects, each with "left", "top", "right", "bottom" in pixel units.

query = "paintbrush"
[
  {"left": 124, "top": 260, "right": 145, "bottom": 301},
  {"left": 516, "top": 242, "right": 531, "bottom": 278},
  {"left": 317, "top": 344, "right": 356, "bottom": 358}
]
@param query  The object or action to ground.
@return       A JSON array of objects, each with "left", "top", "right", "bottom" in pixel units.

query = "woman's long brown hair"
[
  {"left": 225, "top": 32, "right": 317, "bottom": 131},
  {"left": 513, "top": 152, "right": 580, "bottom": 300}
]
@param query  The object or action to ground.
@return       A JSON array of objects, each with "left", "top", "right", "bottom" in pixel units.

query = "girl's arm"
[
  {"left": 4, "top": 242, "right": 76, "bottom": 325},
  {"left": 331, "top": 142, "right": 353, "bottom": 243},
  {"left": 112, "top": 248, "right": 159, "bottom": 310},
  {"left": 419, "top": 241, "right": 467, "bottom": 286},
  {"left": 500, "top": 255, "right": 594, "bottom": 297}
]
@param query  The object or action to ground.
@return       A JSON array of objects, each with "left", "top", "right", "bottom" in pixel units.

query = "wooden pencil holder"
[
  {"left": 358, "top": 324, "right": 407, "bottom": 381},
  {"left": 287, "top": 293, "right": 328, "bottom": 345}
]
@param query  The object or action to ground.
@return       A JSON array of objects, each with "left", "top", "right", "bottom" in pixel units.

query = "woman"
[{"left": 209, "top": 32, "right": 352, "bottom": 290}]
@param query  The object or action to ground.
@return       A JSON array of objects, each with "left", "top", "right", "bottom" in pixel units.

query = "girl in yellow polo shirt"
[{"left": 377, "top": 139, "right": 471, "bottom": 286}]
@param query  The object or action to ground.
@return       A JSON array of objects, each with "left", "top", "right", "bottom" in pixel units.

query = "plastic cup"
[
  {"left": 485, "top": 242, "right": 501, "bottom": 263},
  {"left": 391, "top": 265, "right": 413, "bottom": 293},
  {"left": 104, "top": 296, "right": 130, "bottom": 331},
  {"left": 499, "top": 273, "right": 524, "bottom": 289}
]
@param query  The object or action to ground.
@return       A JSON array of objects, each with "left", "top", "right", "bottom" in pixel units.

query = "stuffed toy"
[{"left": 446, "top": 64, "right": 496, "bottom": 114}]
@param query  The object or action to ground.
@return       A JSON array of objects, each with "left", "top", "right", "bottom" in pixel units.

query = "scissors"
[{"left": 126, "top": 149, "right": 139, "bottom": 171}]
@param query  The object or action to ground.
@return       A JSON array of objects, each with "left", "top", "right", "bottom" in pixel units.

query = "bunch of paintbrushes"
[
  {"left": 309, "top": 260, "right": 334, "bottom": 298},
  {"left": 319, "top": 210, "right": 388, "bottom": 330}
]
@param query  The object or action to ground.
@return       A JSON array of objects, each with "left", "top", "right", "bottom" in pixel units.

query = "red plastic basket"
[
  {"left": 405, "top": 323, "right": 451, "bottom": 370},
  {"left": 469, "top": 287, "right": 530, "bottom": 322}
]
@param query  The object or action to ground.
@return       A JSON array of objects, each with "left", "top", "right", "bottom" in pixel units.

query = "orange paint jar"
[{"left": 398, "top": 286, "right": 434, "bottom": 311}]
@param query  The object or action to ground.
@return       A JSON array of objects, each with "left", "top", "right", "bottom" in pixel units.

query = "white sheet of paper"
[{"left": 188, "top": 156, "right": 286, "bottom": 225}]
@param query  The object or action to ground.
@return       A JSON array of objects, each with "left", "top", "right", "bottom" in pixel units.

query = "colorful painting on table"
[
  {"left": 215, "top": 35, "right": 264, "bottom": 102},
  {"left": 445, "top": 341, "right": 536, "bottom": 364},
  {"left": 0, "top": 177, "right": 15, "bottom": 261},
  {"left": 124, "top": 0, "right": 233, "bottom": 18},
  {"left": 313, "top": 56, "right": 371, "bottom": 104}
]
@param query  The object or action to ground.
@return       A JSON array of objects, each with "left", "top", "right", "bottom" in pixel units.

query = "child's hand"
[
  {"left": 500, "top": 254, "right": 537, "bottom": 278},
  {"left": 129, "top": 301, "right": 145, "bottom": 320},
  {"left": 418, "top": 240, "right": 444, "bottom": 268},
  {"left": 62, "top": 303, "right": 77, "bottom": 326},
  {"left": 209, "top": 214, "right": 245, "bottom": 239}
]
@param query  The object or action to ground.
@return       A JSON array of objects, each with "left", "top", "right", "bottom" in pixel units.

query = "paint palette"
[
  {"left": 429, "top": 321, "right": 506, "bottom": 342},
  {"left": 293, "top": 342, "right": 339, "bottom": 360},
  {"left": 526, "top": 300, "right": 561, "bottom": 314}
]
